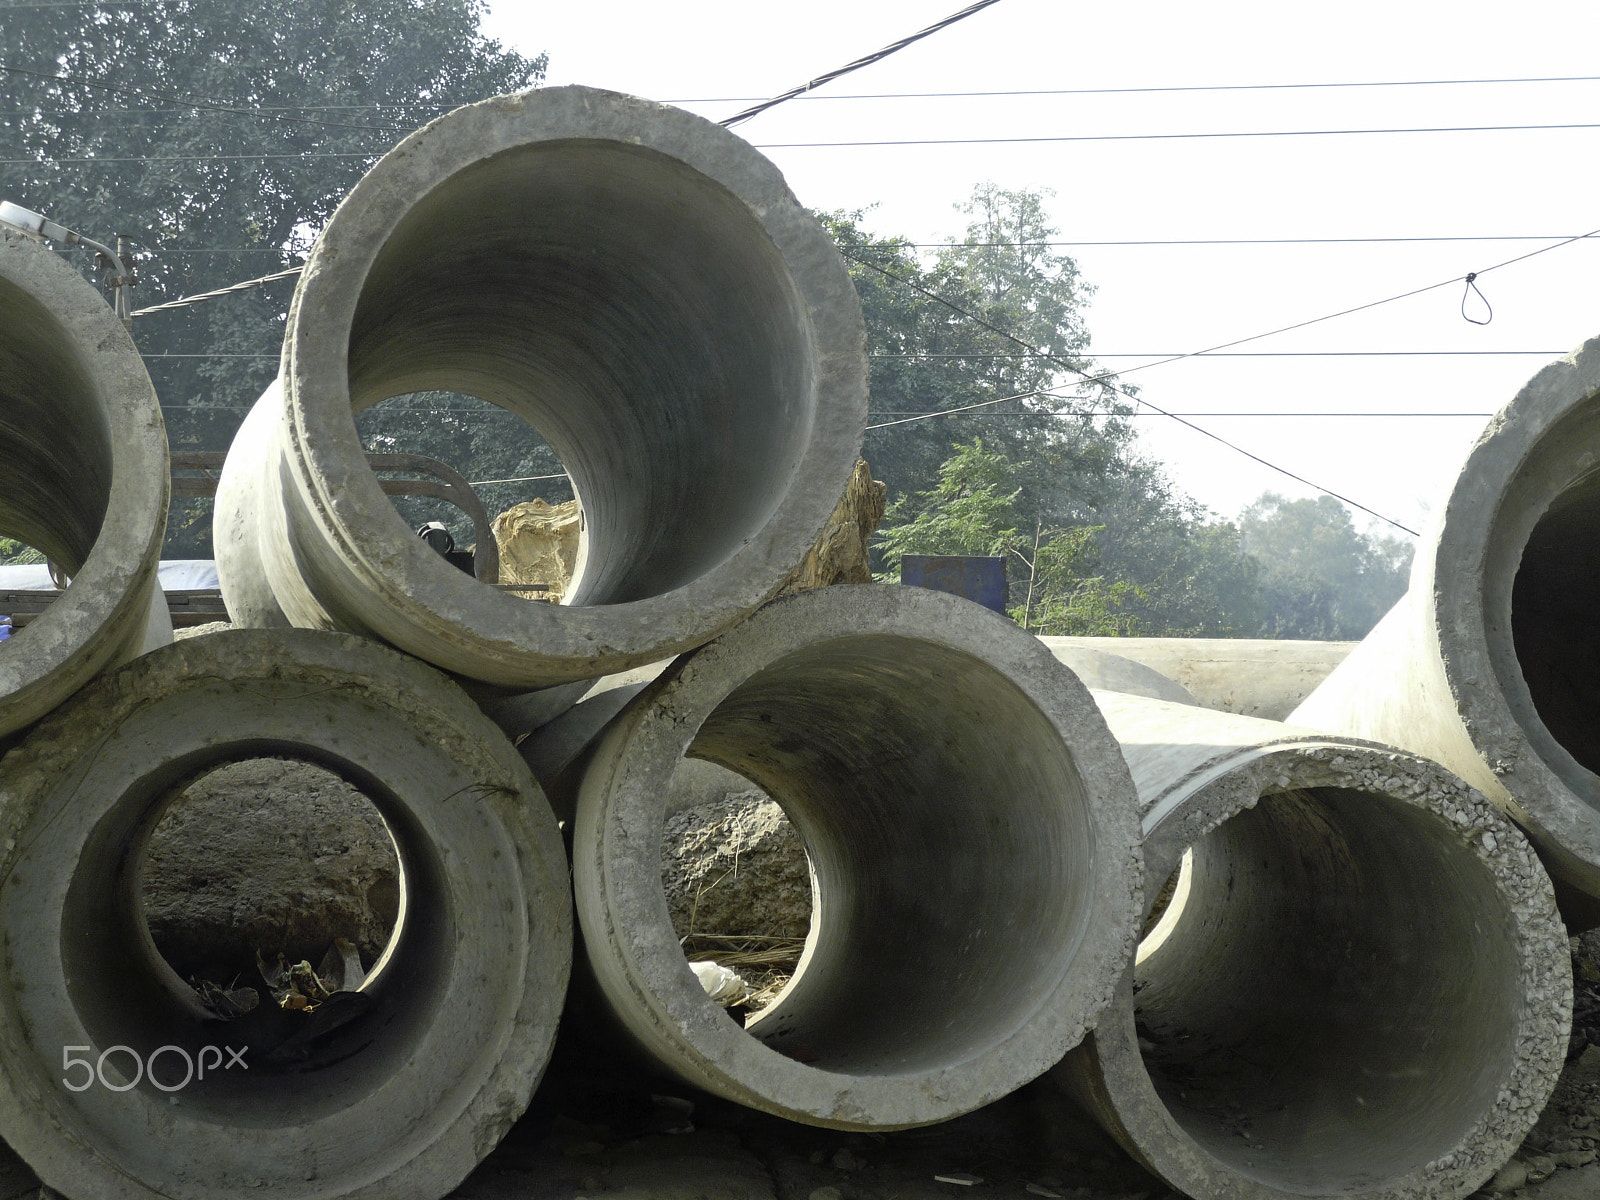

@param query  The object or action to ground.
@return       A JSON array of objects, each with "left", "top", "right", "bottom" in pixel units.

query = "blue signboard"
[{"left": 900, "top": 555, "right": 1009, "bottom": 614}]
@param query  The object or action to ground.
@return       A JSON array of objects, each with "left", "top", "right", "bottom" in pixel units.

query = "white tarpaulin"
[{"left": 0, "top": 560, "right": 218, "bottom": 591}]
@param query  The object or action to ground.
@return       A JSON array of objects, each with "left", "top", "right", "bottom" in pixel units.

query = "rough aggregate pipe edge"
[
  {"left": 0, "top": 230, "right": 171, "bottom": 737},
  {"left": 0, "top": 629, "right": 572, "bottom": 1200},
  {"left": 214, "top": 84, "right": 868, "bottom": 689},
  {"left": 1290, "top": 334, "right": 1600, "bottom": 923},
  {"left": 570, "top": 584, "right": 1144, "bottom": 1129},
  {"left": 1053, "top": 693, "right": 1569, "bottom": 1200}
]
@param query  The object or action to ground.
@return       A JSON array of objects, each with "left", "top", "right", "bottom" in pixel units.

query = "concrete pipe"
[
  {"left": 215, "top": 85, "right": 867, "bottom": 690},
  {"left": 0, "top": 229, "right": 170, "bottom": 738},
  {"left": 569, "top": 585, "right": 1143, "bottom": 1129},
  {"left": 0, "top": 629, "right": 571, "bottom": 1199},
  {"left": 1054, "top": 693, "right": 1569, "bottom": 1200},
  {"left": 1291, "top": 334, "right": 1600, "bottom": 921},
  {"left": 1040, "top": 636, "right": 1355, "bottom": 721},
  {"left": 1039, "top": 642, "right": 1199, "bottom": 707}
]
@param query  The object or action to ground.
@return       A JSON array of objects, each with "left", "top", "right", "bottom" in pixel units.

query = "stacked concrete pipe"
[
  {"left": 1041, "top": 635, "right": 1355, "bottom": 720},
  {"left": 1292, "top": 335, "right": 1600, "bottom": 924},
  {"left": 214, "top": 84, "right": 867, "bottom": 690},
  {"left": 558, "top": 585, "right": 1143, "bottom": 1129},
  {"left": 1051, "top": 692, "right": 1569, "bottom": 1200},
  {"left": 0, "top": 629, "right": 571, "bottom": 1199},
  {"left": 0, "top": 230, "right": 171, "bottom": 739}
]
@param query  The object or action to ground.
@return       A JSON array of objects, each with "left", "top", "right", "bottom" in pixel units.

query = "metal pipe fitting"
[
  {"left": 1055, "top": 694, "right": 1569, "bottom": 1200},
  {"left": 569, "top": 585, "right": 1143, "bottom": 1128},
  {"left": 215, "top": 85, "right": 867, "bottom": 689},
  {"left": 0, "top": 230, "right": 170, "bottom": 737}
]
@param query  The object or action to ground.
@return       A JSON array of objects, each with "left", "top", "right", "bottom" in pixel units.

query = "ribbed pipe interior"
[
  {"left": 344, "top": 139, "right": 813, "bottom": 606},
  {"left": 1134, "top": 787, "right": 1522, "bottom": 1190},
  {"left": 685, "top": 633, "right": 1094, "bottom": 1076},
  {"left": 0, "top": 274, "right": 111, "bottom": 571},
  {"left": 1511, "top": 465, "right": 1600, "bottom": 790}
]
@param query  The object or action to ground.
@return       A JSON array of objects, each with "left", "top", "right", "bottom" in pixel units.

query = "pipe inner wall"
[
  {"left": 0, "top": 630, "right": 572, "bottom": 1199},
  {"left": 572, "top": 586, "right": 1142, "bottom": 1128},
  {"left": 1140, "top": 785, "right": 1526, "bottom": 1189},
  {"left": 1055, "top": 718, "right": 1567, "bottom": 1200},
  {"left": 217, "top": 86, "right": 866, "bottom": 688},
  {"left": 0, "top": 231, "right": 169, "bottom": 736}
]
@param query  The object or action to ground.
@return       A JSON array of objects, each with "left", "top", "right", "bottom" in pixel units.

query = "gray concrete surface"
[
  {"left": 567, "top": 584, "right": 1143, "bottom": 1129},
  {"left": 1290, "top": 335, "right": 1600, "bottom": 924},
  {"left": 1039, "top": 643, "right": 1199, "bottom": 706},
  {"left": 1054, "top": 692, "right": 1570, "bottom": 1200},
  {"left": 215, "top": 85, "right": 867, "bottom": 689},
  {"left": 0, "top": 629, "right": 571, "bottom": 1199},
  {"left": 0, "top": 230, "right": 171, "bottom": 737},
  {"left": 1040, "top": 636, "right": 1354, "bottom": 721}
]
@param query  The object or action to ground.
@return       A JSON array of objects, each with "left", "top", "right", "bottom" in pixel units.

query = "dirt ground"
[{"left": 11, "top": 949, "right": 1597, "bottom": 1200}]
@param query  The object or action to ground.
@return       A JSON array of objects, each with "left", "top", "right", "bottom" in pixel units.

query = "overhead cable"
[{"left": 719, "top": 0, "right": 1006, "bottom": 128}]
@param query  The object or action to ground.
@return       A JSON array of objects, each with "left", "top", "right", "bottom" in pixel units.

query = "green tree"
[
  {"left": 877, "top": 439, "right": 1261, "bottom": 637},
  {"left": 0, "top": 0, "right": 546, "bottom": 555},
  {"left": 1239, "top": 492, "right": 1413, "bottom": 638},
  {"left": 822, "top": 183, "right": 1138, "bottom": 526}
]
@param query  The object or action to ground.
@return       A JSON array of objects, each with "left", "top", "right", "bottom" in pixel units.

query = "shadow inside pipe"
[
  {"left": 679, "top": 634, "right": 1095, "bottom": 1077},
  {"left": 1132, "top": 787, "right": 1522, "bottom": 1190},
  {"left": 1511, "top": 465, "right": 1600, "bottom": 794},
  {"left": 342, "top": 138, "right": 813, "bottom": 608},
  {"left": 61, "top": 741, "right": 449, "bottom": 1119}
]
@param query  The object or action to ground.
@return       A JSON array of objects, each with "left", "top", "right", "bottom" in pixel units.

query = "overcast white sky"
[{"left": 481, "top": 0, "right": 1600, "bottom": 538}]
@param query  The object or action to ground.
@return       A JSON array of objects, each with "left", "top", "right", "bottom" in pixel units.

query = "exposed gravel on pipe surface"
[
  {"left": 1291, "top": 335, "right": 1600, "bottom": 923},
  {"left": 1055, "top": 694, "right": 1570, "bottom": 1200}
]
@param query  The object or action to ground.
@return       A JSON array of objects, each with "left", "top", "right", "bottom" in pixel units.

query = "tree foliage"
[
  {"left": 1, "top": 0, "right": 547, "bottom": 555},
  {"left": 852, "top": 186, "right": 1265, "bottom": 636},
  {"left": 1240, "top": 493, "right": 1413, "bottom": 638}
]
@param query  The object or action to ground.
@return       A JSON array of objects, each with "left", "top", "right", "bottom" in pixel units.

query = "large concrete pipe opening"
[
  {"left": 215, "top": 85, "right": 866, "bottom": 689},
  {"left": 1055, "top": 696, "right": 1568, "bottom": 1200},
  {"left": 0, "top": 230, "right": 169, "bottom": 736},
  {"left": 1291, "top": 335, "right": 1600, "bottom": 916},
  {"left": 571, "top": 585, "right": 1142, "bottom": 1129},
  {"left": 0, "top": 630, "right": 571, "bottom": 1200}
]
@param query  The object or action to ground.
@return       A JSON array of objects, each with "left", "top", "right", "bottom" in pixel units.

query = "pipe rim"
[
  {"left": 1074, "top": 742, "right": 1567, "bottom": 1200},
  {"left": 573, "top": 585, "right": 1143, "bottom": 1128},
  {"left": 1428, "top": 333, "right": 1600, "bottom": 880},
  {"left": 274, "top": 85, "right": 866, "bottom": 686},
  {"left": 0, "top": 629, "right": 572, "bottom": 1199},
  {"left": 0, "top": 231, "right": 169, "bottom": 736}
]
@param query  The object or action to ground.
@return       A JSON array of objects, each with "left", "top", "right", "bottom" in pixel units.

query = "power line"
[
  {"left": 130, "top": 267, "right": 301, "bottom": 317},
  {"left": 761, "top": 121, "right": 1600, "bottom": 148},
  {"left": 868, "top": 350, "right": 1565, "bottom": 359},
  {"left": 678, "top": 74, "right": 1600, "bottom": 103},
  {"left": 1100, "top": 228, "right": 1600, "bottom": 382},
  {"left": 18, "top": 121, "right": 1600, "bottom": 168},
  {"left": 720, "top": 0, "right": 1006, "bottom": 128},
  {"left": 95, "top": 234, "right": 1599, "bottom": 254},
  {"left": 848, "top": 250, "right": 1426, "bottom": 534},
  {"left": 901, "top": 235, "right": 1595, "bottom": 248},
  {"left": 868, "top": 410, "right": 1495, "bottom": 418},
  {"left": 2, "top": 152, "right": 380, "bottom": 164},
  {"left": 0, "top": 64, "right": 407, "bottom": 135}
]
